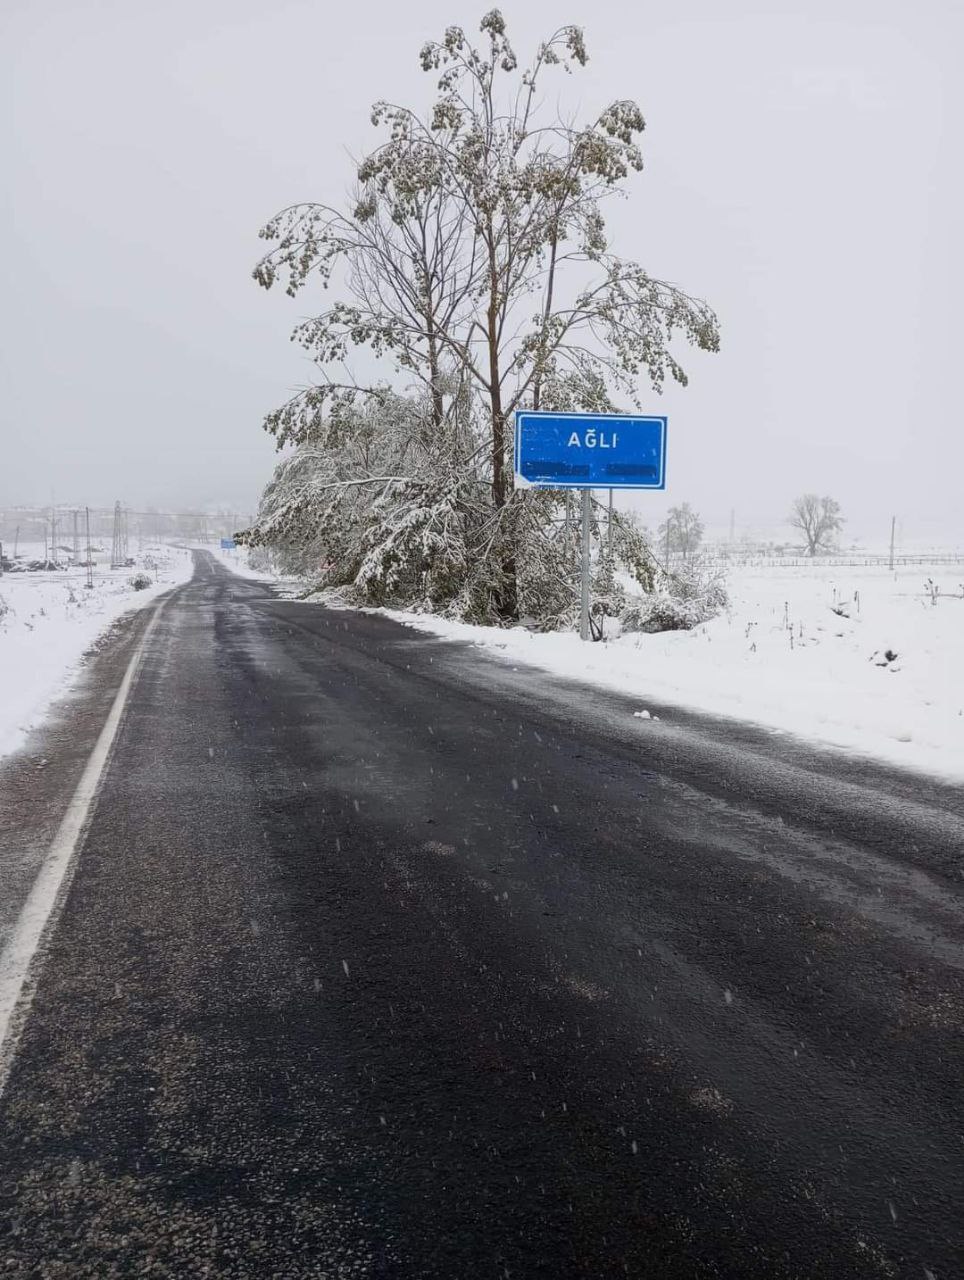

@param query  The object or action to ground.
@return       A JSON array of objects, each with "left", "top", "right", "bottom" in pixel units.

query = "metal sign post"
[
  {"left": 514, "top": 410, "right": 668, "bottom": 641},
  {"left": 580, "top": 489, "right": 591, "bottom": 641}
]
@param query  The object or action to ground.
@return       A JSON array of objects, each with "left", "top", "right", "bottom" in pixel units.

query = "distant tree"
[
  {"left": 789, "top": 494, "right": 844, "bottom": 556},
  {"left": 659, "top": 503, "right": 704, "bottom": 562}
]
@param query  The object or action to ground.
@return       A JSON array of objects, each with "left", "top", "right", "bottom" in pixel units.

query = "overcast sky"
[{"left": 2, "top": 0, "right": 961, "bottom": 542}]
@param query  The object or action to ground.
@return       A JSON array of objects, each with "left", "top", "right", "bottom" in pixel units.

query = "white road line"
[{"left": 0, "top": 596, "right": 169, "bottom": 1096}]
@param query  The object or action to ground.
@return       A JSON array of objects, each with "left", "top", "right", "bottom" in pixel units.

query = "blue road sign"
[
  {"left": 514, "top": 411, "right": 667, "bottom": 490},
  {"left": 220, "top": 538, "right": 236, "bottom": 550}
]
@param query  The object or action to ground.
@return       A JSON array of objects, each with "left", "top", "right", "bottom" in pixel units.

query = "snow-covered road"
[{"left": 1, "top": 550, "right": 961, "bottom": 1277}]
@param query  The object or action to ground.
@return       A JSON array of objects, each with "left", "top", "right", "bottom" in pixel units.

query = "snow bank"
[
  {"left": 378, "top": 562, "right": 964, "bottom": 782},
  {"left": 0, "top": 545, "right": 193, "bottom": 761}
]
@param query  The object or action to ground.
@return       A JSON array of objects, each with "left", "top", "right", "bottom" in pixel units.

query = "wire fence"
[{"left": 701, "top": 554, "right": 964, "bottom": 570}]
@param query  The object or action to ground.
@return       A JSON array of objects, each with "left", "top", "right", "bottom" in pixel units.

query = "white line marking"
[{"left": 0, "top": 597, "right": 169, "bottom": 1095}]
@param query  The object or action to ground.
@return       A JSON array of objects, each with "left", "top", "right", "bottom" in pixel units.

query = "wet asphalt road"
[{"left": 1, "top": 550, "right": 963, "bottom": 1278}]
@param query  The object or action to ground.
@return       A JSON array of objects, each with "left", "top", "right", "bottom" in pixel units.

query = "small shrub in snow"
[
  {"left": 248, "top": 545, "right": 273, "bottom": 573},
  {"left": 129, "top": 572, "right": 152, "bottom": 591},
  {"left": 620, "top": 561, "right": 727, "bottom": 634},
  {"left": 871, "top": 648, "right": 900, "bottom": 668},
  {"left": 0, "top": 594, "right": 8, "bottom": 623}
]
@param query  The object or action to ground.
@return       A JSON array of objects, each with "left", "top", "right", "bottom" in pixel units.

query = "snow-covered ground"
[
  {"left": 372, "top": 562, "right": 964, "bottom": 782},
  {"left": 0, "top": 543, "right": 193, "bottom": 761}
]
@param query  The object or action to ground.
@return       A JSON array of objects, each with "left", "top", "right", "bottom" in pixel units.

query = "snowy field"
[
  {"left": 0, "top": 543, "right": 193, "bottom": 761},
  {"left": 381, "top": 562, "right": 964, "bottom": 782}
]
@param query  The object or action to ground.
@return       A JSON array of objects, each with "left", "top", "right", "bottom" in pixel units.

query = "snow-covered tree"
[
  {"left": 789, "top": 494, "right": 844, "bottom": 556},
  {"left": 243, "top": 10, "right": 720, "bottom": 624},
  {"left": 244, "top": 394, "right": 656, "bottom": 625}
]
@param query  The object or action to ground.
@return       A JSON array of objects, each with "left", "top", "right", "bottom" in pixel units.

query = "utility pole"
[
  {"left": 607, "top": 489, "right": 614, "bottom": 562},
  {"left": 84, "top": 507, "right": 94, "bottom": 589},
  {"left": 72, "top": 509, "right": 80, "bottom": 562},
  {"left": 889, "top": 515, "right": 896, "bottom": 571},
  {"left": 110, "top": 501, "right": 122, "bottom": 568},
  {"left": 580, "top": 488, "right": 592, "bottom": 641},
  {"left": 13, "top": 526, "right": 19, "bottom": 559},
  {"left": 110, "top": 501, "right": 128, "bottom": 568}
]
